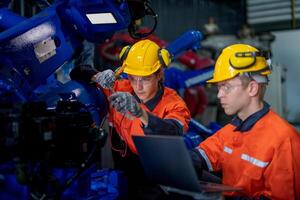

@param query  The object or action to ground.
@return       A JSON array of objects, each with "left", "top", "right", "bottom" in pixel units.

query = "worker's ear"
[
  {"left": 248, "top": 81, "right": 259, "bottom": 97},
  {"left": 155, "top": 68, "right": 164, "bottom": 81}
]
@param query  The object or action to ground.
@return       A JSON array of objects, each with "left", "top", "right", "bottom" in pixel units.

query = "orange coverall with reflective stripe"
[
  {"left": 103, "top": 79, "right": 190, "bottom": 154},
  {"left": 199, "top": 110, "right": 300, "bottom": 200}
]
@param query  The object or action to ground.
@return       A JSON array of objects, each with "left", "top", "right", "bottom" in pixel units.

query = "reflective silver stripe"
[
  {"left": 241, "top": 154, "right": 269, "bottom": 168},
  {"left": 223, "top": 146, "right": 233, "bottom": 154},
  {"left": 198, "top": 148, "right": 214, "bottom": 172},
  {"left": 190, "top": 118, "right": 212, "bottom": 134}
]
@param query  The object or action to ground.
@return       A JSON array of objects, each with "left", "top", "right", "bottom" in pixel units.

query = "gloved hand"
[
  {"left": 108, "top": 92, "right": 143, "bottom": 118},
  {"left": 93, "top": 69, "right": 116, "bottom": 89}
]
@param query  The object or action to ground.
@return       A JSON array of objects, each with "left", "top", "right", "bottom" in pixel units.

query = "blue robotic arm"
[
  {"left": 0, "top": 0, "right": 207, "bottom": 127},
  {"left": 0, "top": 0, "right": 131, "bottom": 102},
  {"left": 0, "top": 2, "right": 215, "bottom": 198},
  {"left": 0, "top": 2, "right": 145, "bottom": 198}
]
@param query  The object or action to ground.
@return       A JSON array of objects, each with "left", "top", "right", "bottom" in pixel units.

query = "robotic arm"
[
  {"left": 0, "top": 2, "right": 210, "bottom": 198},
  {"left": 0, "top": 0, "right": 148, "bottom": 102},
  {"left": 0, "top": 1, "right": 154, "bottom": 199}
]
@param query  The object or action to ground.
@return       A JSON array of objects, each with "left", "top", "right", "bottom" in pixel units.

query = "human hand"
[
  {"left": 108, "top": 92, "right": 143, "bottom": 118},
  {"left": 93, "top": 69, "right": 116, "bottom": 89}
]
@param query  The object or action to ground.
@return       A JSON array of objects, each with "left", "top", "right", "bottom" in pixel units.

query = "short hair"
[{"left": 238, "top": 75, "right": 267, "bottom": 100}]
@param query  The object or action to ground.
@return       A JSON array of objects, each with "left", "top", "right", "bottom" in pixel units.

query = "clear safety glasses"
[
  {"left": 217, "top": 83, "right": 243, "bottom": 94},
  {"left": 127, "top": 75, "right": 156, "bottom": 85}
]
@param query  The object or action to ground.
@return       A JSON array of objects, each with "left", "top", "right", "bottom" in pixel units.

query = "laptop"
[{"left": 133, "top": 135, "right": 242, "bottom": 193}]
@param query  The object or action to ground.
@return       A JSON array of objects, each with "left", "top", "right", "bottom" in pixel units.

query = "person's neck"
[
  {"left": 238, "top": 100, "right": 264, "bottom": 121},
  {"left": 142, "top": 84, "right": 161, "bottom": 104}
]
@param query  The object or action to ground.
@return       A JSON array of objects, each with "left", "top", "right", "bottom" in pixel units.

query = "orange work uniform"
[
  {"left": 103, "top": 79, "right": 191, "bottom": 154},
  {"left": 69, "top": 65, "right": 191, "bottom": 199},
  {"left": 197, "top": 103, "right": 300, "bottom": 200}
]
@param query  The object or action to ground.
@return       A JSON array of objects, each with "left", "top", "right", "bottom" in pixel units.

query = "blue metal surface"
[
  {"left": 166, "top": 30, "right": 202, "bottom": 58},
  {"left": 0, "top": 163, "right": 123, "bottom": 200},
  {"left": 0, "top": 8, "right": 25, "bottom": 29},
  {"left": 0, "top": 2, "right": 214, "bottom": 198},
  {"left": 0, "top": 1, "right": 131, "bottom": 198},
  {"left": 89, "top": 169, "right": 127, "bottom": 200},
  {"left": 59, "top": 0, "right": 131, "bottom": 42},
  {"left": 0, "top": 0, "right": 131, "bottom": 102},
  {"left": 164, "top": 66, "right": 214, "bottom": 90},
  {"left": 0, "top": 8, "right": 75, "bottom": 101}
]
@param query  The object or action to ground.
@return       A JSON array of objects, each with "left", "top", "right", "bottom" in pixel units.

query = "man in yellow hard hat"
[
  {"left": 71, "top": 39, "right": 190, "bottom": 199},
  {"left": 190, "top": 44, "right": 300, "bottom": 199}
]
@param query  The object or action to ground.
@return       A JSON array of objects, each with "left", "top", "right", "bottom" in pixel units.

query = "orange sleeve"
[
  {"left": 163, "top": 102, "right": 191, "bottom": 132},
  {"left": 263, "top": 137, "right": 300, "bottom": 200},
  {"left": 199, "top": 131, "right": 224, "bottom": 171}
]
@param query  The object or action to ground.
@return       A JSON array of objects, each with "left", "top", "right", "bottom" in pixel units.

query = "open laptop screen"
[{"left": 133, "top": 135, "right": 241, "bottom": 193}]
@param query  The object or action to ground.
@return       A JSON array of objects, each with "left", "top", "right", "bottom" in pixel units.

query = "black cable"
[{"left": 128, "top": 2, "right": 158, "bottom": 39}]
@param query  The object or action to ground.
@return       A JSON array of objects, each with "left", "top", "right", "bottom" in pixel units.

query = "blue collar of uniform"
[
  {"left": 231, "top": 102, "right": 270, "bottom": 132},
  {"left": 133, "top": 84, "right": 164, "bottom": 111}
]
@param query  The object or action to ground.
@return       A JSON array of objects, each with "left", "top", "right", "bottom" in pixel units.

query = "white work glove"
[
  {"left": 108, "top": 92, "right": 143, "bottom": 118},
  {"left": 93, "top": 69, "right": 116, "bottom": 89}
]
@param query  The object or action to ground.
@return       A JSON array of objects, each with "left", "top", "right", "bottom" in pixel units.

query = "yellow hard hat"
[
  {"left": 119, "top": 39, "right": 171, "bottom": 76},
  {"left": 207, "top": 44, "right": 271, "bottom": 83}
]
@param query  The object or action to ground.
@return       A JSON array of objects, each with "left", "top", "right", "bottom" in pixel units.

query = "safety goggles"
[
  {"left": 127, "top": 74, "right": 156, "bottom": 85},
  {"left": 217, "top": 83, "right": 243, "bottom": 94}
]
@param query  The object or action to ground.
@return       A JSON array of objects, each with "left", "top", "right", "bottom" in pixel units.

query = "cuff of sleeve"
[
  {"left": 142, "top": 112, "right": 183, "bottom": 136},
  {"left": 145, "top": 112, "right": 159, "bottom": 130},
  {"left": 197, "top": 148, "right": 213, "bottom": 172}
]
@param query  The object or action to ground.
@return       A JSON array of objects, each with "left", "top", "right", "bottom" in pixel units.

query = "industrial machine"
[
  {"left": 0, "top": 1, "right": 210, "bottom": 199},
  {"left": 0, "top": 0, "right": 154, "bottom": 199}
]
